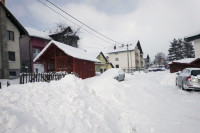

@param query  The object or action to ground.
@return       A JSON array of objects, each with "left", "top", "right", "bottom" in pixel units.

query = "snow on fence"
[{"left": 19, "top": 72, "right": 68, "bottom": 84}]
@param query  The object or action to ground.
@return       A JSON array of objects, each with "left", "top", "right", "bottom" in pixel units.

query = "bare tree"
[
  {"left": 154, "top": 52, "right": 167, "bottom": 66},
  {"left": 49, "top": 21, "right": 81, "bottom": 36}
]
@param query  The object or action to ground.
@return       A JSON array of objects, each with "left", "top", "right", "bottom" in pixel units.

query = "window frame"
[
  {"left": 9, "top": 71, "right": 16, "bottom": 77},
  {"left": 7, "top": 30, "right": 14, "bottom": 41},
  {"left": 8, "top": 51, "right": 15, "bottom": 61}
]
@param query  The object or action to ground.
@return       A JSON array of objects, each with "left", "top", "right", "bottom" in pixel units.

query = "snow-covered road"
[
  {"left": 0, "top": 71, "right": 200, "bottom": 133},
  {"left": 86, "top": 71, "right": 200, "bottom": 133}
]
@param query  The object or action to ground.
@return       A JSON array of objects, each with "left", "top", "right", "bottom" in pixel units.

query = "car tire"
[{"left": 181, "top": 83, "right": 185, "bottom": 90}]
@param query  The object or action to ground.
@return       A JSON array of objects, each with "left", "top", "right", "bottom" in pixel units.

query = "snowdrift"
[{"left": 0, "top": 75, "right": 129, "bottom": 133}]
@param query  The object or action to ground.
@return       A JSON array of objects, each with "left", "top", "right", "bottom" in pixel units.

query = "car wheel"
[{"left": 181, "top": 82, "right": 185, "bottom": 90}]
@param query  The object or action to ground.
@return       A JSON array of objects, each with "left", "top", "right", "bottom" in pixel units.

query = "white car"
[
  {"left": 176, "top": 68, "right": 200, "bottom": 91},
  {"left": 101, "top": 68, "right": 125, "bottom": 81}
]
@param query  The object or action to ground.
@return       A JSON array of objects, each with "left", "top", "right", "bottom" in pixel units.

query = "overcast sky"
[{"left": 5, "top": 0, "right": 200, "bottom": 59}]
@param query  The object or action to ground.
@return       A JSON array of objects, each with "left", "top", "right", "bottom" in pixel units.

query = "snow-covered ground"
[{"left": 0, "top": 71, "right": 200, "bottom": 133}]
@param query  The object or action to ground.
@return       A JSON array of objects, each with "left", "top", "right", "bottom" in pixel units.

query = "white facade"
[
  {"left": 7, "top": 17, "right": 21, "bottom": 71},
  {"left": 108, "top": 46, "right": 143, "bottom": 71},
  {"left": 193, "top": 39, "right": 200, "bottom": 58}
]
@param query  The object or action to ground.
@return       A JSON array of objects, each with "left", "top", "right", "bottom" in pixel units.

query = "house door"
[{"left": 33, "top": 64, "right": 44, "bottom": 73}]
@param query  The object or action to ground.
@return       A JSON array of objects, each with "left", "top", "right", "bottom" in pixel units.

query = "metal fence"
[{"left": 20, "top": 72, "right": 67, "bottom": 84}]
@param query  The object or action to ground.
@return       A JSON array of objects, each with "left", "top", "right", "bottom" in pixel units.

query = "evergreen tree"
[
  {"left": 182, "top": 40, "right": 194, "bottom": 58},
  {"left": 168, "top": 38, "right": 183, "bottom": 61},
  {"left": 146, "top": 54, "right": 150, "bottom": 68}
]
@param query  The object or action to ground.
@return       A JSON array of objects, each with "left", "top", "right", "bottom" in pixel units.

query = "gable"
[
  {"left": 0, "top": 2, "right": 27, "bottom": 35},
  {"left": 97, "top": 52, "right": 107, "bottom": 64}
]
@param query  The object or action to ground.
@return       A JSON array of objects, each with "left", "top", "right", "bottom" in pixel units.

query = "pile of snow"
[
  {"left": 1, "top": 71, "right": 200, "bottom": 133},
  {"left": 0, "top": 75, "right": 128, "bottom": 133},
  {"left": 86, "top": 71, "right": 200, "bottom": 133},
  {"left": 101, "top": 68, "right": 124, "bottom": 78}
]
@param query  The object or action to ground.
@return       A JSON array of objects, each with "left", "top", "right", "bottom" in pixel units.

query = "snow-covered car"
[
  {"left": 148, "top": 67, "right": 153, "bottom": 72},
  {"left": 101, "top": 68, "right": 125, "bottom": 81},
  {"left": 176, "top": 68, "right": 200, "bottom": 91}
]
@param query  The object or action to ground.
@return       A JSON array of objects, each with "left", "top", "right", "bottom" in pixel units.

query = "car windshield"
[{"left": 191, "top": 70, "right": 200, "bottom": 76}]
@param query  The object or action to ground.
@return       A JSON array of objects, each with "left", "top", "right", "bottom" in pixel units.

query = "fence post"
[
  {"left": 7, "top": 81, "right": 10, "bottom": 87},
  {"left": 0, "top": 82, "right": 1, "bottom": 89}
]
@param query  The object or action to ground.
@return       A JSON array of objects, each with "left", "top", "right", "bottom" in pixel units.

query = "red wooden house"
[
  {"left": 169, "top": 58, "right": 200, "bottom": 73},
  {"left": 34, "top": 40, "right": 99, "bottom": 79}
]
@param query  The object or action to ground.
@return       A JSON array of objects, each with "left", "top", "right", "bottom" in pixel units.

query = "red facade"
[
  {"left": 35, "top": 44, "right": 95, "bottom": 79},
  {"left": 30, "top": 38, "right": 49, "bottom": 71}
]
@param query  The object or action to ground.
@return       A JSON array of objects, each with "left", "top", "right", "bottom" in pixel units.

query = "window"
[
  {"left": 7, "top": 31, "right": 14, "bottom": 41},
  {"left": 115, "top": 52, "right": 118, "bottom": 55},
  {"left": 33, "top": 48, "right": 41, "bottom": 59},
  {"left": 115, "top": 58, "right": 119, "bottom": 61},
  {"left": 8, "top": 51, "right": 15, "bottom": 61},
  {"left": 116, "top": 65, "right": 119, "bottom": 68},
  {"left": 9, "top": 71, "right": 16, "bottom": 76}
]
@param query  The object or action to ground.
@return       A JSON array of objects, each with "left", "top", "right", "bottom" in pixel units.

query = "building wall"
[
  {"left": 7, "top": 17, "right": 21, "bottom": 71},
  {"left": 20, "top": 36, "right": 50, "bottom": 73},
  {"left": 0, "top": 5, "right": 8, "bottom": 78},
  {"left": 30, "top": 37, "right": 49, "bottom": 72},
  {"left": 193, "top": 39, "right": 200, "bottom": 58},
  {"left": 109, "top": 50, "right": 136, "bottom": 70},
  {"left": 19, "top": 35, "right": 31, "bottom": 72},
  {"left": 0, "top": 5, "right": 21, "bottom": 79},
  {"left": 95, "top": 53, "right": 110, "bottom": 73}
]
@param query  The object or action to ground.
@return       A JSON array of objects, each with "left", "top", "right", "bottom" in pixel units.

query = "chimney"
[{"left": 1, "top": 0, "right": 5, "bottom": 5}]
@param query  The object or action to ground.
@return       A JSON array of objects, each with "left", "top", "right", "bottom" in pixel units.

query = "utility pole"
[
  {"left": 121, "top": 44, "right": 132, "bottom": 73},
  {"left": 126, "top": 44, "right": 129, "bottom": 73}
]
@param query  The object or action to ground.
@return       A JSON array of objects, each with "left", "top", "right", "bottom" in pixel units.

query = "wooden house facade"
[
  {"left": 169, "top": 58, "right": 200, "bottom": 73},
  {"left": 34, "top": 40, "right": 99, "bottom": 79}
]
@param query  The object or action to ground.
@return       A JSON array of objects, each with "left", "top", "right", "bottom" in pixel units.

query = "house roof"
[
  {"left": 25, "top": 27, "right": 52, "bottom": 40},
  {"left": 136, "top": 41, "right": 143, "bottom": 54},
  {"left": 107, "top": 45, "right": 135, "bottom": 54},
  {"left": 34, "top": 40, "right": 100, "bottom": 63},
  {"left": 185, "top": 33, "right": 200, "bottom": 41},
  {"left": 168, "top": 58, "right": 198, "bottom": 65},
  {"left": 0, "top": 2, "right": 28, "bottom": 35}
]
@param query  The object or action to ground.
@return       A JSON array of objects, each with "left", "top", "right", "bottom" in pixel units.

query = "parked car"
[
  {"left": 101, "top": 68, "right": 125, "bottom": 81},
  {"left": 176, "top": 68, "right": 200, "bottom": 91}
]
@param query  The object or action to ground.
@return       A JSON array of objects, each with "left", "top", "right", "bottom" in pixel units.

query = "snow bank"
[{"left": 0, "top": 75, "right": 127, "bottom": 133}]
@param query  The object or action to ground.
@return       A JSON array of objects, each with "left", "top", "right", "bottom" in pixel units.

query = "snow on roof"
[
  {"left": 34, "top": 40, "right": 100, "bottom": 63},
  {"left": 25, "top": 27, "right": 52, "bottom": 40},
  {"left": 185, "top": 32, "right": 200, "bottom": 39},
  {"left": 168, "top": 58, "right": 197, "bottom": 64},
  {"left": 88, "top": 51, "right": 101, "bottom": 58},
  {"left": 107, "top": 45, "right": 135, "bottom": 54}
]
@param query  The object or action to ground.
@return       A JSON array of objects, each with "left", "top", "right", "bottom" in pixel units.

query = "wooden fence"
[{"left": 20, "top": 72, "right": 67, "bottom": 84}]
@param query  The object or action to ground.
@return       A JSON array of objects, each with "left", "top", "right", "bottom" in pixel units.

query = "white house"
[
  {"left": 185, "top": 34, "right": 200, "bottom": 58},
  {"left": 0, "top": 1, "right": 28, "bottom": 79},
  {"left": 107, "top": 41, "right": 144, "bottom": 72}
]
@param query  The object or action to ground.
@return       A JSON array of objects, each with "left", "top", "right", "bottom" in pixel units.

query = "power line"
[
  {"left": 44, "top": 0, "right": 122, "bottom": 45},
  {"left": 35, "top": 0, "right": 115, "bottom": 45}
]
